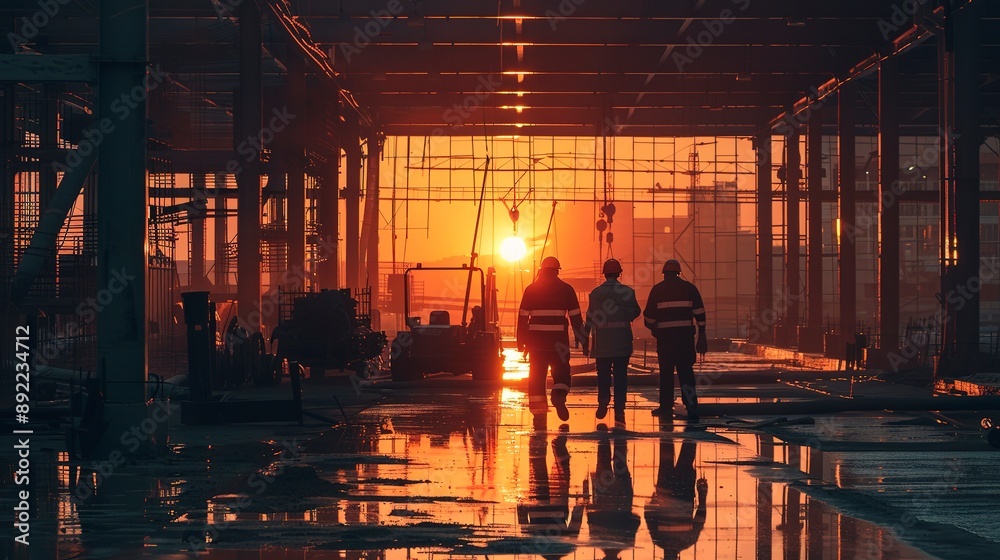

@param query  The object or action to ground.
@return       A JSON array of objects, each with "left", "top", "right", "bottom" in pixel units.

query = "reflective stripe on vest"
[{"left": 657, "top": 320, "right": 694, "bottom": 328}]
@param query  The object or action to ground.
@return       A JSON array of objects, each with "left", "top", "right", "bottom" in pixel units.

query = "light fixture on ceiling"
[{"left": 786, "top": 16, "right": 806, "bottom": 27}]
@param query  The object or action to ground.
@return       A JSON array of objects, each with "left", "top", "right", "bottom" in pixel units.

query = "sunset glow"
[{"left": 499, "top": 236, "right": 528, "bottom": 262}]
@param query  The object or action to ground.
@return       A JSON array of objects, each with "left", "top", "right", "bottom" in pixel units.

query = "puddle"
[{"left": 22, "top": 386, "right": 961, "bottom": 560}]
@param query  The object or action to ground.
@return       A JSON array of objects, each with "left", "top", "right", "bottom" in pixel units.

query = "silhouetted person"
[
  {"left": 644, "top": 439, "right": 709, "bottom": 560},
  {"left": 643, "top": 259, "right": 707, "bottom": 420},
  {"left": 587, "top": 430, "right": 640, "bottom": 559},
  {"left": 517, "top": 427, "right": 584, "bottom": 559},
  {"left": 517, "top": 256, "right": 587, "bottom": 422},
  {"left": 585, "top": 258, "right": 642, "bottom": 428}
]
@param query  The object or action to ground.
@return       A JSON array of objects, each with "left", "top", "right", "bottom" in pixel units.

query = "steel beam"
[
  {"left": 236, "top": 0, "right": 262, "bottom": 330},
  {"left": 96, "top": 0, "right": 148, "bottom": 405},
  {"left": 785, "top": 125, "right": 802, "bottom": 345},
  {"left": 807, "top": 116, "right": 824, "bottom": 330},
  {"left": 953, "top": 2, "right": 982, "bottom": 363},
  {"left": 878, "top": 58, "right": 901, "bottom": 351},
  {"left": 756, "top": 128, "right": 773, "bottom": 344},
  {"left": 838, "top": 84, "right": 857, "bottom": 343}
]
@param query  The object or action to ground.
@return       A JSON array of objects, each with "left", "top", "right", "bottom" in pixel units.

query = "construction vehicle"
[
  {"left": 270, "top": 287, "right": 388, "bottom": 381},
  {"left": 389, "top": 264, "right": 503, "bottom": 382}
]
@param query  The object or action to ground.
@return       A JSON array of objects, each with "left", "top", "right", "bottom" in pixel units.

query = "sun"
[{"left": 499, "top": 236, "right": 527, "bottom": 262}]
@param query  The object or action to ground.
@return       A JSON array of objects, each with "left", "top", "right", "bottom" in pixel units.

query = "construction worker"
[
  {"left": 517, "top": 256, "right": 587, "bottom": 422},
  {"left": 643, "top": 259, "right": 708, "bottom": 421},
  {"left": 585, "top": 258, "right": 641, "bottom": 427}
]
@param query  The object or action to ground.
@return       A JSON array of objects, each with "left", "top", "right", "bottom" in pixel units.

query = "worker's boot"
[
  {"left": 613, "top": 410, "right": 626, "bottom": 430},
  {"left": 595, "top": 399, "right": 609, "bottom": 420}
]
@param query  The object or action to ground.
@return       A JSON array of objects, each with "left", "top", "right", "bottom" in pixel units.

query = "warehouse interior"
[{"left": 3, "top": 0, "right": 1000, "bottom": 558}]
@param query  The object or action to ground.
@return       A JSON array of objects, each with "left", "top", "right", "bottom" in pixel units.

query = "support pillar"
[
  {"left": 285, "top": 53, "right": 306, "bottom": 280},
  {"left": 318, "top": 148, "right": 340, "bottom": 290},
  {"left": 363, "top": 132, "right": 382, "bottom": 300},
  {"left": 838, "top": 85, "right": 857, "bottom": 344},
  {"left": 953, "top": 2, "right": 981, "bottom": 364},
  {"left": 96, "top": 0, "right": 148, "bottom": 406},
  {"left": 344, "top": 120, "right": 362, "bottom": 291},
  {"left": 190, "top": 174, "right": 207, "bottom": 289},
  {"left": 38, "top": 85, "right": 59, "bottom": 295},
  {"left": 213, "top": 173, "right": 228, "bottom": 289},
  {"left": 807, "top": 116, "right": 825, "bottom": 331},
  {"left": 236, "top": 0, "right": 262, "bottom": 329},
  {"left": 755, "top": 128, "right": 773, "bottom": 344},
  {"left": 879, "top": 59, "right": 901, "bottom": 351},
  {"left": 785, "top": 126, "right": 802, "bottom": 346},
  {"left": 1, "top": 84, "right": 14, "bottom": 298}
]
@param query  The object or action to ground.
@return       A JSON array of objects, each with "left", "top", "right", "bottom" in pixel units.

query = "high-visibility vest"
[
  {"left": 642, "top": 275, "right": 706, "bottom": 339},
  {"left": 585, "top": 279, "right": 641, "bottom": 358},
  {"left": 517, "top": 273, "right": 585, "bottom": 353}
]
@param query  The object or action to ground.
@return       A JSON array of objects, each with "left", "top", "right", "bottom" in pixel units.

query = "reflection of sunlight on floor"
[
  {"left": 500, "top": 386, "right": 526, "bottom": 407},
  {"left": 502, "top": 348, "right": 530, "bottom": 381}
]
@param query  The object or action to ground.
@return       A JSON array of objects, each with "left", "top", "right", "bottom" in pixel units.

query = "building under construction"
[{"left": 2, "top": 1, "right": 1000, "bottom": 558}]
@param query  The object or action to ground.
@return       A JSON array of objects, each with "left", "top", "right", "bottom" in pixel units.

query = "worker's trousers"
[
  {"left": 595, "top": 356, "right": 630, "bottom": 413},
  {"left": 527, "top": 350, "right": 572, "bottom": 415},
  {"left": 655, "top": 338, "right": 698, "bottom": 413}
]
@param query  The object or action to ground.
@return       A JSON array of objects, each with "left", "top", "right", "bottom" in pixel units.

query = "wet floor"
[{"left": 13, "top": 376, "right": 1000, "bottom": 560}]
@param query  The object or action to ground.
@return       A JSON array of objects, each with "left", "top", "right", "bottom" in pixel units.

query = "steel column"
[
  {"left": 807, "top": 116, "right": 825, "bottom": 330},
  {"left": 1, "top": 84, "right": 14, "bottom": 299},
  {"left": 318, "top": 144, "right": 340, "bottom": 290},
  {"left": 953, "top": 2, "right": 981, "bottom": 363},
  {"left": 364, "top": 133, "right": 381, "bottom": 298},
  {"left": 286, "top": 54, "right": 306, "bottom": 279},
  {"left": 96, "top": 0, "right": 148, "bottom": 404},
  {"left": 190, "top": 174, "right": 207, "bottom": 289},
  {"left": 755, "top": 128, "right": 773, "bottom": 343},
  {"left": 213, "top": 173, "right": 228, "bottom": 289},
  {"left": 838, "top": 85, "right": 857, "bottom": 342},
  {"left": 236, "top": 0, "right": 262, "bottom": 329},
  {"left": 785, "top": 126, "right": 802, "bottom": 344},
  {"left": 879, "top": 59, "right": 901, "bottom": 351},
  {"left": 344, "top": 120, "right": 362, "bottom": 290}
]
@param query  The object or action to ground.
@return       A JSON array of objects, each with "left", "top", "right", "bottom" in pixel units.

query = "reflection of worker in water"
[
  {"left": 517, "top": 256, "right": 587, "bottom": 422},
  {"left": 587, "top": 432, "right": 640, "bottom": 560},
  {"left": 644, "top": 440, "right": 708, "bottom": 560},
  {"left": 517, "top": 428, "right": 584, "bottom": 558}
]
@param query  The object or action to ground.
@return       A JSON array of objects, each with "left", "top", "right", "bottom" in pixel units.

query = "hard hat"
[
  {"left": 662, "top": 259, "right": 682, "bottom": 274},
  {"left": 540, "top": 256, "right": 561, "bottom": 270},
  {"left": 602, "top": 259, "right": 623, "bottom": 275}
]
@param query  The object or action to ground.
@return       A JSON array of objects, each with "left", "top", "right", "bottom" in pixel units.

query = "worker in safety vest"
[
  {"left": 517, "top": 256, "right": 587, "bottom": 422},
  {"left": 584, "top": 258, "right": 641, "bottom": 427},
  {"left": 643, "top": 259, "right": 708, "bottom": 421}
]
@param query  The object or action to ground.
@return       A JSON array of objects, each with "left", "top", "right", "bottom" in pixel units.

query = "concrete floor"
[{"left": 6, "top": 352, "right": 1000, "bottom": 559}]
